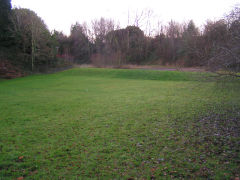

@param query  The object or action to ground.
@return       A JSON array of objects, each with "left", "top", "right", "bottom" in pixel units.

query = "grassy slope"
[{"left": 0, "top": 68, "right": 239, "bottom": 179}]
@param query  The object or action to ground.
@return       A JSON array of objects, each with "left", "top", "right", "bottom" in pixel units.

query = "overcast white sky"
[{"left": 12, "top": 0, "right": 239, "bottom": 35}]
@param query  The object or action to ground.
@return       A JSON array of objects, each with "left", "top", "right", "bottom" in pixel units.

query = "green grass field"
[{"left": 0, "top": 68, "right": 239, "bottom": 179}]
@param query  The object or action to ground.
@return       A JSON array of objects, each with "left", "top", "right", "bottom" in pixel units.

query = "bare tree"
[
  {"left": 205, "top": 5, "right": 240, "bottom": 76},
  {"left": 10, "top": 8, "right": 52, "bottom": 70},
  {"left": 91, "top": 18, "right": 118, "bottom": 53}
]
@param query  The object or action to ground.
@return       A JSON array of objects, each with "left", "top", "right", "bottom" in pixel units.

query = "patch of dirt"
[
  {"left": 129, "top": 65, "right": 205, "bottom": 72},
  {"left": 75, "top": 64, "right": 206, "bottom": 72}
]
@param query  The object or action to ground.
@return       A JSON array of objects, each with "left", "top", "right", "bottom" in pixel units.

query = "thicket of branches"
[
  {"left": 0, "top": 0, "right": 240, "bottom": 75},
  {"left": 56, "top": 7, "right": 240, "bottom": 75}
]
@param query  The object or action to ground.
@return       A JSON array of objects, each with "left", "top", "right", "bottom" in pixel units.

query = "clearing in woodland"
[{"left": 0, "top": 68, "right": 239, "bottom": 179}]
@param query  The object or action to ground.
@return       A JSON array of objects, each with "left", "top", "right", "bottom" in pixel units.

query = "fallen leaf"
[{"left": 127, "top": 178, "right": 134, "bottom": 180}]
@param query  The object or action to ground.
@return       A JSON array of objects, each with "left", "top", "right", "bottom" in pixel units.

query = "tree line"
[{"left": 0, "top": 0, "right": 239, "bottom": 74}]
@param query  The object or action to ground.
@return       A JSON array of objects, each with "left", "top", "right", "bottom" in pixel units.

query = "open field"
[{"left": 0, "top": 68, "right": 239, "bottom": 179}]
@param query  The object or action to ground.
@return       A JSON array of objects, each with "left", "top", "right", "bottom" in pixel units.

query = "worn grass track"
[{"left": 0, "top": 68, "right": 239, "bottom": 179}]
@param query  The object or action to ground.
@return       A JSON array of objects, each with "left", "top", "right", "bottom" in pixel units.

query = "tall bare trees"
[
  {"left": 2, "top": 3, "right": 240, "bottom": 74},
  {"left": 10, "top": 8, "right": 54, "bottom": 70},
  {"left": 69, "top": 22, "right": 92, "bottom": 63},
  {"left": 91, "top": 18, "right": 118, "bottom": 53},
  {"left": 202, "top": 5, "right": 240, "bottom": 75}
]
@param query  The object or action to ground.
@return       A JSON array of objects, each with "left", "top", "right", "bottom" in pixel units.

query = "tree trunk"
[{"left": 31, "top": 21, "right": 35, "bottom": 71}]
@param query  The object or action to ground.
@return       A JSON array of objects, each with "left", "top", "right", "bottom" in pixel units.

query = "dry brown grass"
[{"left": 74, "top": 64, "right": 206, "bottom": 72}]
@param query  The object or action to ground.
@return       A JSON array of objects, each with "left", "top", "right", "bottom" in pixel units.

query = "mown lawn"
[{"left": 0, "top": 68, "right": 239, "bottom": 179}]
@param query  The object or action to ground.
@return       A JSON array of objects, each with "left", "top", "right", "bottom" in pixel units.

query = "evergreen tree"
[{"left": 0, "top": 0, "right": 12, "bottom": 45}]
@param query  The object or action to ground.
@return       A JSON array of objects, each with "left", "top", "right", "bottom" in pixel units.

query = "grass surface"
[{"left": 0, "top": 68, "right": 239, "bottom": 179}]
